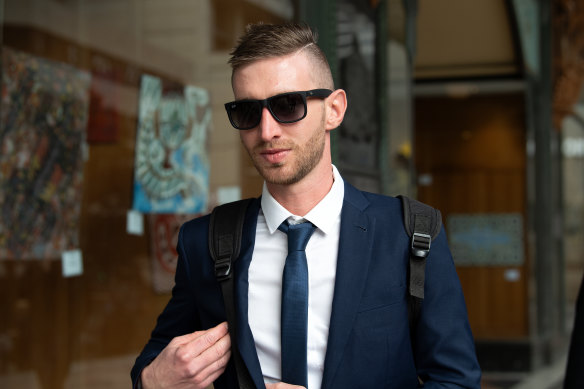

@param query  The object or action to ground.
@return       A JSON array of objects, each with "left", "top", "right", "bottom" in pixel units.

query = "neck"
[{"left": 266, "top": 163, "right": 334, "bottom": 217}]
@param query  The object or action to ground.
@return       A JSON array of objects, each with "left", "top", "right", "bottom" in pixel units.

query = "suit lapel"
[
  {"left": 321, "top": 184, "right": 375, "bottom": 389},
  {"left": 230, "top": 186, "right": 375, "bottom": 388},
  {"left": 233, "top": 198, "right": 265, "bottom": 388}
]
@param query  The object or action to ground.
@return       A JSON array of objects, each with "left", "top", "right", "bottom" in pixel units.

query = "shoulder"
[
  {"left": 342, "top": 181, "right": 405, "bottom": 229},
  {"left": 342, "top": 181, "right": 441, "bottom": 220},
  {"left": 180, "top": 197, "right": 261, "bottom": 239},
  {"left": 180, "top": 212, "right": 211, "bottom": 237},
  {"left": 342, "top": 180, "right": 401, "bottom": 210}
]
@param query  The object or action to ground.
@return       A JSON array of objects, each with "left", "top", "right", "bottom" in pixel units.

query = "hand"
[
  {"left": 141, "top": 322, "right": 231, "bottom": 389},
  {"left": 265, "top": 383, "right": 306, "bottom": 389}
]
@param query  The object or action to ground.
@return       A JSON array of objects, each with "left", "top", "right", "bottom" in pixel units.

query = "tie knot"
[{"left": 278, "top": 221, "right": 316, "bottom": 252}]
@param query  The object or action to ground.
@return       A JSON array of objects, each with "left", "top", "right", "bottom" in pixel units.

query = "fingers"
[
  {"left": 173, "top": 322, "right": 232, "bottom": 383},
  {"left": 142, "top": 323, "right": 231, "bottom": 389},
  {"left": 188, "top": 321, "right": 230, "bottom": 358},
  {"left": 175, "top": 321, "right": 229, "bottom": 348},
  {"left": 171, "top": 322, "right": 228, "bottom": 357},
  {"left": 180, "top": 332, "right": 231, "bottom": 387},
  {"left": 188, "top": 347, "right": 232, "bottom": 388},
  {"left": 193, "top": 330, "right": 231, "bottom": 371}
]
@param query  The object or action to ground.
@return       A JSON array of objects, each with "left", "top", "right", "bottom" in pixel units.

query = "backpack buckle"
[
  {"left": 411, "top": 232, "right": 431, "bottom": 258},
  {"left": 215, "top": 255, "right": 232, "bottom": 281}
]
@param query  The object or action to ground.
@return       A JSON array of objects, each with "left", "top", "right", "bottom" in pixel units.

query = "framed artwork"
[
  {"left": 0, "top": 48, "right": 91, "bottom": 259},
  {"left": 133, "top": 74, "right": 210, "bottom": 214}
]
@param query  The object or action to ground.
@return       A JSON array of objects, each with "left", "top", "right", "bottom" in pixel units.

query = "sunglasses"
[{"left": 224, "top": 89, "right": 333, "bottom": 130}]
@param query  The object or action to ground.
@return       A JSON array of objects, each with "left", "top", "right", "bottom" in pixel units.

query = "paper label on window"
[
  {"left": 127, "top": 209, "right": 144, "bottom": 236},
  {"left": 62, "top": 249, "right": 83, "bottom": 277}
]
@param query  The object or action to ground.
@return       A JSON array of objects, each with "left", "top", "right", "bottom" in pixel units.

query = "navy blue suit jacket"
[{"left": 131, "top": 182, "right": 481, "bottom": 388}]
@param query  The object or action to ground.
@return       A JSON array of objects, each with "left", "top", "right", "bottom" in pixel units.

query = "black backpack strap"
[
  {"left": 397, "top": 195, "right": 442, "bottom": 328},
  {"left": 209, "top": 198, "right": 255, "bottom": 389}
]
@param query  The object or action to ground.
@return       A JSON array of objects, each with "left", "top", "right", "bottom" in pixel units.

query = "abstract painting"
[{"left": 0, "top": 48, "right": 91, "bottom": 259}]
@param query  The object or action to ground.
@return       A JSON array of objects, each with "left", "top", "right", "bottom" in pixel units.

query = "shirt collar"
[{"left": 261, "top": 165, "right": 345, "bottom": 235}]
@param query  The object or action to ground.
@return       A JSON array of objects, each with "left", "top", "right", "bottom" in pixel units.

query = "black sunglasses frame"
[{"left": 224, "top": 89, "right": 333, "bottom": 130}]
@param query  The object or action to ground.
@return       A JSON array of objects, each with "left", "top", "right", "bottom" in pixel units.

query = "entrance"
[{"left": 415, "top": 91, "right": 528, "bottom": 368}]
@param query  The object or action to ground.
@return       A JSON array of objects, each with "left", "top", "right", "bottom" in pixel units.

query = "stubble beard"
[{"left": 248, "top": 119, "right": 327, "bottom": 186}]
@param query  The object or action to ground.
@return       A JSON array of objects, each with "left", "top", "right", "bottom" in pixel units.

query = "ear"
[{"left": 324, "top": 89, "right": 347, "bottom": 131}]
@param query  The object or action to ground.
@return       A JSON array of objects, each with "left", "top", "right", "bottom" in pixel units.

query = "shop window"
[{"left": 0, "top": 1, "right": 291, "bottom": 387}]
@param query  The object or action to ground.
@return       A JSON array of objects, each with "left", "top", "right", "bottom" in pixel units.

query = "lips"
[{"left": 259, "top": 148, "right": 290, "bottom": 164}]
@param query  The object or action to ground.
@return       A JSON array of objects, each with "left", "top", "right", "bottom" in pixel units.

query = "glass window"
[{"left": 0, "top": 1, "right": 290, "bottom": 387}]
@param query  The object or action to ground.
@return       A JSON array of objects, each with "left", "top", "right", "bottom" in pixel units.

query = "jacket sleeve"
[
  {"left": 130, "top": 223, "right": 202, "bottom": 386},
  {"left": 412, "top": 227, "right": 482, "bottom": 388}
]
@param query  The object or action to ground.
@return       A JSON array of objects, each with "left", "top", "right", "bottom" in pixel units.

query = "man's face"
[{"left": 232, "top": 52, "right": 329, "bottom": 186}]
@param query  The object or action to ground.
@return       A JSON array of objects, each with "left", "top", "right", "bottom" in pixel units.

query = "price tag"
[
  {"left": 62, "top": 250, "right": 83, "bottom": 278},
  {"left": 127, "top": 209, "right": 144, "bottom": 236},
  {"left": 504, "top": 268, "right": 521, "bottom": 282}
]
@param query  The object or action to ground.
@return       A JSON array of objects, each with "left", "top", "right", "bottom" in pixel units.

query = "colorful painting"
[
  {"left": 148, "top": 213, "right": 198, "bottom": 293},
  {"left": 133, "top": 74, "right": 210, "bottom": 214},
  {"left": 0, "top": 48, "right": 91, "bottom": 259}
]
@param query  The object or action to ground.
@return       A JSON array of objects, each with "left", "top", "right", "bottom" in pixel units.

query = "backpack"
[{"left": 208, "top": 195, "right": 442, "bottom": 388}]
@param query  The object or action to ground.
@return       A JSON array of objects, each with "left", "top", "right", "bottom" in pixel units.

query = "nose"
[{"left": 258, "top": 106, "right": 282, "bottom": 142}]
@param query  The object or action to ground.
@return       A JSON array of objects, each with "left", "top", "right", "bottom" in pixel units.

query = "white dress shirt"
[{"left": 248, "top": 165, "right": 344, "bottom": 389}]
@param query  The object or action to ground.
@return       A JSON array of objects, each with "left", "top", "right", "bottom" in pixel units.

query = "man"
[{"left": 132, "top": 22, "right": 481, "bottom": 389}]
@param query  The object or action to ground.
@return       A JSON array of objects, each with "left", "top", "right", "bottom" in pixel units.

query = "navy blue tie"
[{"left": 278, "top": 220, "right": 316, "bottom": 387}]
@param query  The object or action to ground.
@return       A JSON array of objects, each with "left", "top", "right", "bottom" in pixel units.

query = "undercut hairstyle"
[{"left": 228, "top": 22, "right": 334, "bottom": 89}]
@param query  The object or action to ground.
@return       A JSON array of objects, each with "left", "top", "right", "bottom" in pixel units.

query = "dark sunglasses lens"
[
  {"left": 229, "top": 101, "right": 261, "bottom": 129},
  {"left": 269, "top": 93, "right": 305, "bottom": 123}
]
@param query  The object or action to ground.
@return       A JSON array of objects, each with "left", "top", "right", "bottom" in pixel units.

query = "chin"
[
  {"left": 262, "top": 171, "right": 296, "bottom": 186},
  {"left": 265, "top": 168, "right": 312, "bottom": 186}
]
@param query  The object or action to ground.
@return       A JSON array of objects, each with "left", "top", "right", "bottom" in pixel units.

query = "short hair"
[{"left": 228, "top": 22, "right": 334, "bottom": 89}]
